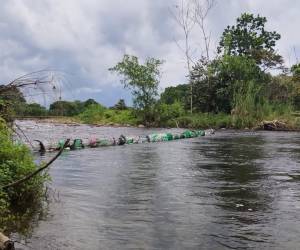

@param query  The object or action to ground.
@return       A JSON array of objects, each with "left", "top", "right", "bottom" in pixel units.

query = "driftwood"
[
  {"left": 261, "top": 120, "right": 288, "bottom": 131},
  {"left": 1, "top": 139, "right": 70, "bottom": 190},
  {"left": 0, "top": 233, "right": 14, "bottom": 250}
]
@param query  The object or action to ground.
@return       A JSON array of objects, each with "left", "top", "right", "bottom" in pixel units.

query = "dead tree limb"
[
  {"left": 0, "top": 232, "right": 14, "bottom": 250},
  {"left": 169, "top": 0, "right": 196, "bottom": 114},
  {"left": 1, "top": 139, "right": 70, "bottom": 190},
  {"left": 193, "top": 0, "right": 215, "bottom": 60}
]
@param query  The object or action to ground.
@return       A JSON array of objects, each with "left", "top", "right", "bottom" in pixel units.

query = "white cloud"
[{"left": 0, "top": 0, "right": 300, "bottom": 105}]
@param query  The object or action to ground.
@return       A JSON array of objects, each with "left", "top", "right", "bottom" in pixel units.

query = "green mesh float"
[
  {"left": 73, "top": 139, "right": 84, "bottom": 149},
  {"left": 166, "top": 133, "right": 173, "bottom": 141},
  {"left": 198, "top": 130, "right": 205, "bottom": 136},
  {"left": 173, "top": 134, "right": 180, "bottom": 140},
  {"left": 182, "top": 130, "right": 192, "bottom": 138},
  {"left": 126, "top": 137, "right": 134, "bottom": 144},
  {"left": 99, "top": 139, "right": 110, "bottom": 146},
  {"left": 57, "top": 139, "right": 65, "bottom": 149},
  {"left": 190, "top": 131, "right": 196, "bottom": 138}
]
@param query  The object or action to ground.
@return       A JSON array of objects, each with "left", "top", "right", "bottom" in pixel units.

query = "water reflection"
[{"left": 11, "top": 122, "right": 300, "bottom": 249}]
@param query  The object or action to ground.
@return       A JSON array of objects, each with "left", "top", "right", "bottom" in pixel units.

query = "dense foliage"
[
  {"left": 109, "top": 54, "right": 164, "bottom": 123},
  {"left": 160, "top": 84, "right": 190, "bottom": 109},
  {"left": 158, "top": 13, "right": 300, "bottom": 128},
  {"left": 0, "top": 119, "right": 47, "bottom": 229},
  {"left": 78, "top": 104, "right": 138, "bottom": 125},
  {"left": 49, "top": 99, "right": 96, "bottom": 116},
  {"left": 218, "top": 13, "right": 283, "bottom": 69}
]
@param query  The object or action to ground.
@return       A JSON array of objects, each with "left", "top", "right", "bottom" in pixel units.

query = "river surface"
[{"left": 13, "top": 120, "right": 300, "bottom": 249}]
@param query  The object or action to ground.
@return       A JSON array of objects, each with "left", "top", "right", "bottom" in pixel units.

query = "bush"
[
  {"left": 155, "top": 102, "right": 185, "bottom": 126},
  {"left": 77, "top": 104, "right": 138, "bottom": 125},
  {"left": 22, "top": 103, "right": 48, "bottom": 116},
  {"left": 77, "top": 104, "right": 106, "bottom": 124},
  {"left": 0, "top": 119, "right": 47, "bottom": 229},
  {"left": 104, "top": 109, "right": 138, "bottom": 125},
  {"left": 176, "top": 113, "right": 231, "bottom": 129},
  {"left": 231, "top": 81, "right": 295, "bottom": 128}
]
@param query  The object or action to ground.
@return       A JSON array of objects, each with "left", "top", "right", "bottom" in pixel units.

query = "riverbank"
[
  {"left": 0, "top": 119, "right": 48, "bottom": 233},
  {"left": 18, "top": 112, "right": 300, "bottom": 131}
]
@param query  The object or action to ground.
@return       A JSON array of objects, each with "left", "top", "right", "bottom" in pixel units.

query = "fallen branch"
[
  {"left": 1, "top": 139, "right": 70, "bottom": 190},
  {"left": 261, "top": 120, "right": 288, "bottom": 131},
  {"left": 0, "top": 233, "right": 14, "bottom": 250}
]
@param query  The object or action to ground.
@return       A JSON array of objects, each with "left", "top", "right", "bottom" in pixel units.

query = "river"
[{"left": 13, "top": 120, "right": 300, "bottom": 249}]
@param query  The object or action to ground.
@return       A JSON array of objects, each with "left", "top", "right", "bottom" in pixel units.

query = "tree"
[
  {"left": 84, "top": 98, "right": 98, "bottom": 107},
  {"left": 218, "top": 13, "right": 282, "bottom": 70},
  {"left": 191, "top": 55, "right": 266, "bottom": 113},
  {"left": 109, "top": 55, "right": 163, "bottom": 122},
  {"left": 291, "top": 63, "right": 300, "bottom": 81},
  {"left": 0, "top": 85, "right": 27, "bottom": 118},
  {"left": 160, "top": 84, "right": 190, "bottom": 109},
  {"left": 155, "top": 101, "right": 185, "bottom": 126},
  {"left": 170, "top": 0, "right": 215, "bottom": 113},
  {"left": 193, "top": 0, "right": 215, "bottom": 60},
  {"left": 170, "top": 1, "right": 195, "bottom": 113},
  {"left": 49, "top": 100, "right": 79, "bottom": 116},
  {"left": 289, "top": 64, "right": 300, "bottom": 108},
  {"left": 113, "top": 99, "right": 127, "bottom": 110},
  {"left": 23, "top": 103, "right": 48, "bottom": 116}
]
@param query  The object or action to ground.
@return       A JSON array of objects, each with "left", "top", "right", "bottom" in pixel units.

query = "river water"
[{"left": 14, "top": 120, "right": 300, "bottom": 249}]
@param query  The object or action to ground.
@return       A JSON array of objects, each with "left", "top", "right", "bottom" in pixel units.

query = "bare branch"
[
  {"left": 169, "top": 0, "right": 197, "bottom": 113},
  {"left": 192, "top": 0, "right": 215, "bottom": 60}
]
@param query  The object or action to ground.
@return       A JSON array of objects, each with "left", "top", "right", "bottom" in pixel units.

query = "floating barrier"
[{"left": 35, "top": 129, "right": 214, "bottom": 152}]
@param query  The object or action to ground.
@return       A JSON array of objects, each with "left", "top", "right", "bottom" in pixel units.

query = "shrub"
[
  {"left": 0, "top": 119, "right": 47, "bottom": 230},
  {"left": 155, "top": 101, "right": 185, "bottom": 127},
  {"left": 77, "top": 104, "right": 138, "bottom": 126},
  {"left": 77, "top": 104, "right": 106, "bottom": 124}
]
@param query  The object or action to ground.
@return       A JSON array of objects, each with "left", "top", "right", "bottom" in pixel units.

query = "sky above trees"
[{"left": 0, "top": 0, "right": 299, "bottom": 106}]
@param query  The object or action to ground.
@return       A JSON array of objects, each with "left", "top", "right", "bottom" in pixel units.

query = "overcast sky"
[{"left": 1, "top": 0, "right": 299, "bottom": 106}]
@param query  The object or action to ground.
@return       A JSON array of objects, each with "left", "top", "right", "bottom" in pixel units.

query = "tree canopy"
[
  {"left": 218, "top": 13, "right": 282, "bottom": 69},
  {"left": 109, "top": 54, "right": 164, "bottom": 122}
]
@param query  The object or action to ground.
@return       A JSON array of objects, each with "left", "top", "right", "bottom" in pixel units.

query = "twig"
[
  {"left": 13, "top": 123, "right": 34, "bottom": 149},
  {"left": 1, "top": 139, "right": 70, "bottom": 190}
]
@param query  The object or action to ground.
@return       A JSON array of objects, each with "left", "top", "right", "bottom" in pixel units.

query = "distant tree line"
[
  {"left": 2, "top": 13, "right": 300, "bottom": 129},
  {"left": 0, "top": 86, "right": 129, "bottom": 118}
]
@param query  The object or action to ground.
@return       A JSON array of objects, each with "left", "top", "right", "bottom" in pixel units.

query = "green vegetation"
[
  {"left": 218, "top": 13, "right": 283, "bottom": 68},
  {"left": 157, "top": 12, "right": 300, "bottom": 130},
  {"left": 0, "top": 9, "right": 300, "bottom": 243},
  {"left": 109, "top": 55, "right": 164, "bottom": 124},
  {"left": 0, "top": 118, "right": 48, "bottom": 231},
  {"left": 77, "top": 104, "right": 138, "bottom": 125},
  {"left": 1, "top": 10, "right": 300, "bottom": 233},
  {"left": 2, "top": 13, "right": 300, "bottom": 130}
]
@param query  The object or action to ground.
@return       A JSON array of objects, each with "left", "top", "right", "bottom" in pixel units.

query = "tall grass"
[
  {"left": 175, "top": 113, "right": 231, "bottom": 129},
  {"left": 232, "top": 81, "right": 295, "bottom": 128},
  {"left": 75, "top": 89, "right": 298, "bottom": 129}
]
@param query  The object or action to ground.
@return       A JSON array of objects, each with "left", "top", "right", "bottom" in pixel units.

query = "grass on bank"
[
  {"left": 25, "top": 100, "right": 300, "bottom": 130},
  {"left": 75, "top": 104, "right": 299, "bottom": 129},
  {"left": 230, "top": 81, "right": 299, "bottom": 129},
  {"left": 77, "top": 104, "right": 138, "bottom": 125}
]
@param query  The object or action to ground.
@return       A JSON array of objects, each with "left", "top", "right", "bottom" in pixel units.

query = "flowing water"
[{"left": 13, "top": 120, "right": 300, "bottom": 249}]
